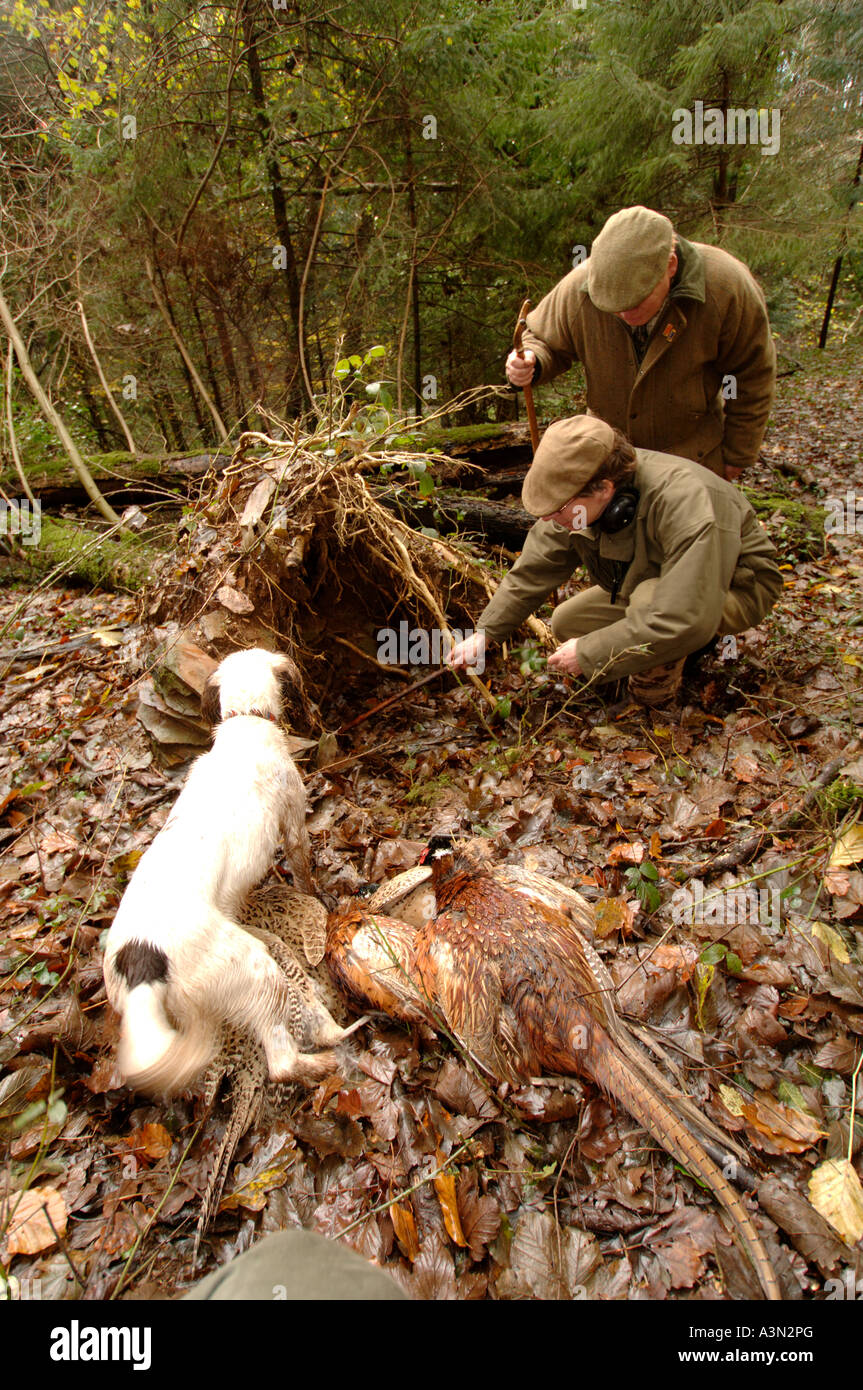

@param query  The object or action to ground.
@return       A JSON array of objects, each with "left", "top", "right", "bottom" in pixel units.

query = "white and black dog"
[{"left": 103, "top": 648, "right": 343, "bottom": 1095}]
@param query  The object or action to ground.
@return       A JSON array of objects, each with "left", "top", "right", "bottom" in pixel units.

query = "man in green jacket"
[
  {"left": 447, "top": 416, "right": 783, "bottom": 705},
  {"left": 506, "top": 206, "right": 776, "bottom": 481}
]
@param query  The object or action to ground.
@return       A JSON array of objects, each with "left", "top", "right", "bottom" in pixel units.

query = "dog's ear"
[
  {"left": 272, "top": 653, "right": 300, "bottom": 681},
  {"left": 200, "top": 671, "right": 223, "bottom": 725},
  {"left": 273, "top": 652, "right": 301, "bottom": 688}
]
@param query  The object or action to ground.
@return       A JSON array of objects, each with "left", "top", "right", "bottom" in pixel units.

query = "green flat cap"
[
  {"left": 587, "top": 206, "right": 674, "bottom": 313},
  {"left": 522, "top": 416, "right": 616, "bottom": 517}
]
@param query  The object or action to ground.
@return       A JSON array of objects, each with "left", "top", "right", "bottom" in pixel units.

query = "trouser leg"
[
  {"left": 551, "top": 578, "right": 771, "bottom": 706},
  {"left": 550, "top": 585, "right": 626, "bottom": 641}
]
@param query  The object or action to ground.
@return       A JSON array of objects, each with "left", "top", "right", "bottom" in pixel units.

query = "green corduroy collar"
[{"left": 670, "top": 236, "right": 706, "bottom": 304}]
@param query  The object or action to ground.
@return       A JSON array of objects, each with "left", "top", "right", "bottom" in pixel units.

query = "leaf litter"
[{"left": 1, "top": 358, "right": 863, "bottom": 1300}]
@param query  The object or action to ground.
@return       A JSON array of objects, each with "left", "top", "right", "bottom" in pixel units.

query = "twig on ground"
[{"left": 682, "top": 754, "right": 851, "bottom": 880}]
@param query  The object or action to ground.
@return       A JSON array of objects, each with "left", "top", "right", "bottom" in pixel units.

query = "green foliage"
[
  {"left": 0, "top": 0, "right": 859, "bottom": 453},
  {"left": 624, "top": 859, "right": 661, "bottom": 912},
  {"left": 516, "top": 641, "right": 546, "bottom": 677},
  {"left": 699, "top": 940, "right": 744, "bottom": 975},
  {"left": 817, "top": 778, "right": 863, "bottom": 819}
]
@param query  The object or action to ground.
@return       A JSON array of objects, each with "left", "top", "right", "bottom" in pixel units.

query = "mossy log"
[
  {"left": 1, "top": 450, "right": 228, "bottom": 507},
  {"left": 3, "top": 515, "right": 166, "bottom": 592}
]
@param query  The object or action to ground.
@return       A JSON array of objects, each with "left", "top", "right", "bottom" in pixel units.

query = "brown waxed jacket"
[
  {"left": 476, "top": 450, "right": 784, "bottom": 679},
  {"left": 522, "top": 238, "right": 776, "bottom": 475}
]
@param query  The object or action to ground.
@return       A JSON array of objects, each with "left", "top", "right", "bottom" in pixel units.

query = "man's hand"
[
  {"left": 547, "top": 638, "right": 582, "bottom": 676},
  {"left": 447, "top": 630, "right": 486, "bottom": 670},
  {"left": 505, "top": 348, "right": 536, "bottom": 388},
  {"left": 724, "top": 463, "right": 744, "bottom": 483}
]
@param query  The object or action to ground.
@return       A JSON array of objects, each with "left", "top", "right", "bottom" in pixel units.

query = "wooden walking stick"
[{"left": 513, "top": 298, "right": 540, "bottom": 452}]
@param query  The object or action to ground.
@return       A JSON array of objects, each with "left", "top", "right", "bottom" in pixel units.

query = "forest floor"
[{"left": 1, "top": 339, "right": 862, "bottom": 1303}]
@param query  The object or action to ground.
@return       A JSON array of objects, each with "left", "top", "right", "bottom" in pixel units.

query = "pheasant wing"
[
  {"left": 325, "top": 907, "right": 431, "bottom": 1023},
  {"left": 417, "top": 915, "right": 527, "bottom": 1085}
]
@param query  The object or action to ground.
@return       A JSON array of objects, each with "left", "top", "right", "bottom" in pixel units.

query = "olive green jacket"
[
  {"left": 523, "top": 238, "right": 776, "bottom": 475},
  {"left": 476, "top": 450, "right": 783, "bottom": 679}
]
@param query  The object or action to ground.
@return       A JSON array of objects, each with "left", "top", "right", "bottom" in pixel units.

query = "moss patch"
[
  {"left": 744, "top": 487, "right": 826, "bottom": 561},
  {"left": 5, "top": 516, "right": 165, "bottom": 592},
  {"left": 409, "top": 422, "right": 522, "bottom": 453}
]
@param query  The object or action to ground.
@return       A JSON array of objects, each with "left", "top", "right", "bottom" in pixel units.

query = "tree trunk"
[
  {"left": 0, "top": 286, "right": 123, "bottom": 525},
  {"left": 819, "top": 140, "right": 863, "bottom": 349},
  {"left": 77, "top": 298, "right": 139, "bottom": 453},
  {"left": 405, "top": 126, "right": 422, "bottom": 411},
  {"left": 242, "top": 4, "right": 306, "bottom": 409},
  {"left": 206, "top": 290, "right": 244, "bottom": 423},
  {"left": 181, "top": 265, "right": 230, "bottom": 425},
  {"left": 145, "top": 256, "right": 229, "bottom": 442}
]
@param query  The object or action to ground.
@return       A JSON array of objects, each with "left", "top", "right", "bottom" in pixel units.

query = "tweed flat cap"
[
  {"left": 587, "top": 206, "right": 674, "bottom": 313},
  {"left": 522, "top": 416, "right": 616, "bottom": 517}
]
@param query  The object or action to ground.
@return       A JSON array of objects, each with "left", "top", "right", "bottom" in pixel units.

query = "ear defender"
[{"left": 599, "top": 486, "right": 639, "bottom": 534}]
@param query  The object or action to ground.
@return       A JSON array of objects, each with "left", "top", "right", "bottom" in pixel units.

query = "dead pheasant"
[
  {"left": 365, "top": 850, "right": 759, "bottom": 1165},
  {"left": 327, "top": 850, "right": 781, "bottom": 1301}
]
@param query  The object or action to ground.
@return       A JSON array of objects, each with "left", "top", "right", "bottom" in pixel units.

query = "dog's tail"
[
  {"left": 109, "top": 941, "right": 217, "bottom": 1095},
  {"left": 119, "top": 984, "right": 217, "bottom": 1094}
]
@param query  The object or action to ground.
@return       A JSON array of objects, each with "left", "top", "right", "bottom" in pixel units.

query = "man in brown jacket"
[
  {"left": 447, "top": 417, "right": 783, "bottom": 705},
  {"left": 506, "top": 206, "right": 776, "bottom": 481}
]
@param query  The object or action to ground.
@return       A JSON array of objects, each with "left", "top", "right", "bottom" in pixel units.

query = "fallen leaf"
[
  {"left": 39, "top": 831, "right": 78, "bottom": 855},
  {"left": 823, "top": 869, "right": 850, "bottom": 896},
  {"left": 606, "top": 841, "right": 644, "bottom": 866},
  {"left": 812, "top": 1037, "right": 859, "bottom": 1073},
  {"left": 126, "top": 1123, "right": 173, "bottom": 1161},
  {"left": 216, "top": 584, "right": 254, "bottom": 614},
  {"left": 829, "top": 825, "right": 863, "bottom": 869},
  {"left": 433, "top": 1168, "right": 468, "bottom": 1248},
  {"left": 240, "top": 476, "right": 277, "bottom": 528},
  {"left": 735, "top": 1090, "right": 826, "bottom": 1154},
  {"left": 730, "top": 753, "right": 761, "bottom": 783},
  {"left": 496, "top": 1211, "right": 600, "bottom": 1300},
  {"left": 221, "top": 1164, "right": 291, "bottom": 1212},
  {"left": 594, "top": 896, "right": 635, "bottom": 938},
  {"left": 811, "top": 921, "right": 851, "bottom": 964},
  {"left": 398, "top": 1236, "right": 457, "bottom": 1300},
  {"left": 808, "top": 1159, "right": 863, "bottom": 1245},
  {"left": 718, "top": 1084, "right": 745, "bottom": 1117},
  {"left": 4, "top": 1186, "right": 67, "bottom": 1255},
  {"left": 650, "top": 942, "right": 698, "bottom": 982},
  {"left": 390, "top": 1200, "right": 420, "bottom": 1261},
  {"left": 91, "top": 626, "right": 125, "bottom": 648},
  {"left": 432, "top": 1060, "right": 499, "bottom": 1121},
  {"left": 757, "top": 1177, "right": 846, "bottom": 1277},
  {"left": 457, "top": 1171, "right": 500, "bottom": 1262}
]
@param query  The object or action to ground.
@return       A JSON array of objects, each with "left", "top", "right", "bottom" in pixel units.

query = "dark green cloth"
[{"left": 476, "top": 448, "right": 783, "bottom": 679}]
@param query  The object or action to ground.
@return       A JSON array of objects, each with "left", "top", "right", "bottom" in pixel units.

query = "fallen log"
[{"left": 374, "top": 485, "right": 533, "bottom": 547}]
